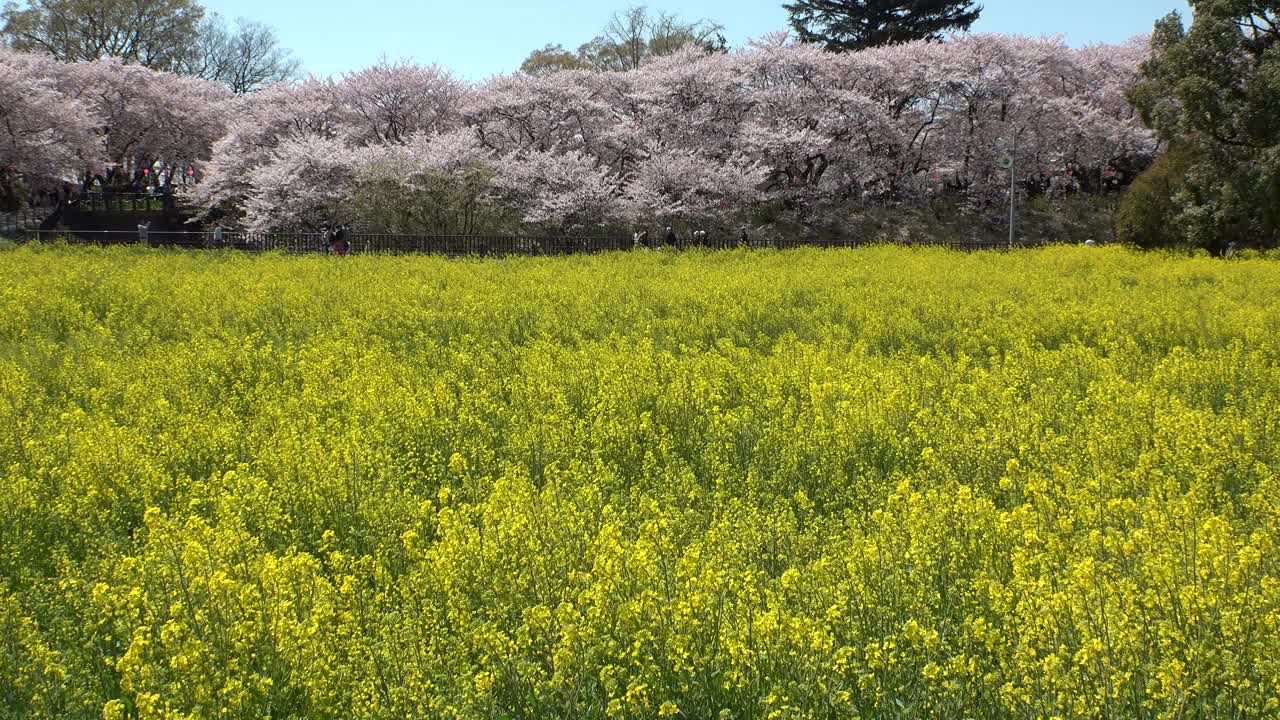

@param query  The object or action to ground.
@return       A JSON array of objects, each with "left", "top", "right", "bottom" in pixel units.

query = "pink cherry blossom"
[
  {"left": 339, "top": 60, "right": 464, "bottom": 145},
  {"left": 3, "top": 33, "right": 1156, "bottom": 231},
  {"left": 0, "top": 50, "right": 101, "bottom": 187}
]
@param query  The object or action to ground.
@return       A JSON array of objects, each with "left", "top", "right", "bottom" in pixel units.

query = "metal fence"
[
  {"left": 0, "top": 207, "right": 54, "bottom": 236},
  {"left": 14, "top": 228, "right": 1047, "bottom": 256},
  {"left": 18, "top": 229, "right": 637, "bottom": 256},
  {"left": 74, "top": 192, "right": 170, "bottom": 213}
]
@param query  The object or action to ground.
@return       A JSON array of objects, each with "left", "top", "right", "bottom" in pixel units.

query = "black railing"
[
  {"left": 18, "top": 229, "right": 636, "bottom": 256},
  {"left": 0, "top": 207, "right": 54, "bottom": 236},
  {"left": 14, "top": 228, "right": 1050, "bottom": 256},
  {"left": 72, "top": 192, "right": 171, "bottom": 213}
]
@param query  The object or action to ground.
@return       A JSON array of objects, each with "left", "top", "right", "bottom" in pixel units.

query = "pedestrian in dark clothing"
[{"left": 332, "top": 225, "right": 351, "bottom": 256}]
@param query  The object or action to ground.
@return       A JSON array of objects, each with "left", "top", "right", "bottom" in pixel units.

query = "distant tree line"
[
  {"left": 2, "top": 30, "right": 1152, "bottom": 234},
  {"left": 521, "top": 1, "right": 982, "bottom": 75},
  {"left": 520, "top": 5, "right": 727, "bottom": 76},
  {"left": 6, "top": 0, "right": 1275, "bottom": 254},
  {"left": 0, "top": 0, "right": 300, "bottom": 93}
]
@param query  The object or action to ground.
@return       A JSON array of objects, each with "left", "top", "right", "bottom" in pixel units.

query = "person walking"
[
  {"left": 327, "top": 224, "right": 352, "bottom": 256},
  {"left": 204, "top": 223, "right": 225, "bottom": 250},
  {"left": 336, "top": 225, "right": 352, "bottom": 256}
]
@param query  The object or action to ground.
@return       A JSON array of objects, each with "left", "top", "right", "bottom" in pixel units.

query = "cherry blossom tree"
[
  {"left": 339, "top": 60, "right": 464, "bottom": 145},
  {"left": 2, "top": 34, "right": 1156, "bottom": 230},
  {"left": 1070, "top": 36, "right": 1157, "bottom": 185},
  {"left": 189, "top": 78, "right": 342, "bottom": 218},
  {"left": 349, "top": 129, "right": 500, "bottom": 234},
  {"left": 620, "top": 145, "right": 764, "bottom": 224},
  {"left": 240, "top": 135, "right": 358, "bottom": 231},
  {"left": 0, "top": 49, "right": 101, "bottom": 194},
  {"left": 738, "top": 40, "right": 926, "bottom": 209},
  {"left": 2, "top": 48, "right": 228, "bottom": 196},
  {"left": 58, "top": 57, "right": 231, "bottom": 187},
  {"left": 612, "top": 49, "right": 756, "bottom": 157},
  {"left": 465, "top": 71, "right": 617, "bottom": 159},
  {"left": 492, "top": 148, "right": 620, "bottom": 227},
  {"left": 181, "top": 35, "right": 1155, "bottom": 232}
]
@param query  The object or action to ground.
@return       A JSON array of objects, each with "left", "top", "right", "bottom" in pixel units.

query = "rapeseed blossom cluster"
[{"left": 1, "top": 244, "right": 1278, "bottom": 719}]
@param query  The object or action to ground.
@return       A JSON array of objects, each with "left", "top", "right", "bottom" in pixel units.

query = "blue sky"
[{"left": 201, "top": 0, "right": 1193, "bottom": 82}]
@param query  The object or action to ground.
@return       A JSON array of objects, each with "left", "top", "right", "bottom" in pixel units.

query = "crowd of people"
[{"left": 632, "top": 226, "right": 753, "bottom": 250}]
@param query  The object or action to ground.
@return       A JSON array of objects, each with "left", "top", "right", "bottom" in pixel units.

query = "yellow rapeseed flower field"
[{"left": 1, "top": 244, "right": 1279, "bottom": 719}]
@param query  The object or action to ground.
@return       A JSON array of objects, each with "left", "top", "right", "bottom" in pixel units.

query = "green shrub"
[{"left": 1114, "top": 145, "right": 1197, "bottom": 250}]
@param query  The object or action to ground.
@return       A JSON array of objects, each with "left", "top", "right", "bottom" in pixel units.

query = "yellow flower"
[{"left": 448, "top": 452, "right": 469, "bottom": 476}]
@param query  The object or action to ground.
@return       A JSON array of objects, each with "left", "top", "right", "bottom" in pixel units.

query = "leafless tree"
[
  {"left": 1, "top": 0, "right": 203, "bottom": 69},
  {"left": 178, "top": 14, "right": 302, "bottom": 94},
  {"left": 534, "top": 4, "right": 726, "bottom": 74}
]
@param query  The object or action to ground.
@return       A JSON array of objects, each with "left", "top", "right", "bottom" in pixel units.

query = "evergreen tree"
[
  {"left": 784, "top": 0, "right": 982, "bottom": 52},
  {"left": 1127, "top": 2, "right": 1280, "bottom": 253}
]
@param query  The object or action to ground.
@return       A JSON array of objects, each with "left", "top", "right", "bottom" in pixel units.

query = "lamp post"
[
  {"left": 999, "top": 137, "right": 1016, "bottom": 251},
  {"left": 1008, "top": 135, "right": 1015, "bottom": 250}
]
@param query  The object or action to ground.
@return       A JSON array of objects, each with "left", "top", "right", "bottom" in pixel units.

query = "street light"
[{"left": 998, "top": 138, "right": 1016, "bottom": 251}]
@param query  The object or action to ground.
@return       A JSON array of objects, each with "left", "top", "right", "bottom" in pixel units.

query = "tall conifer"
[{"left": 784, "top": 0, "right": 982, "bottom": 52}]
